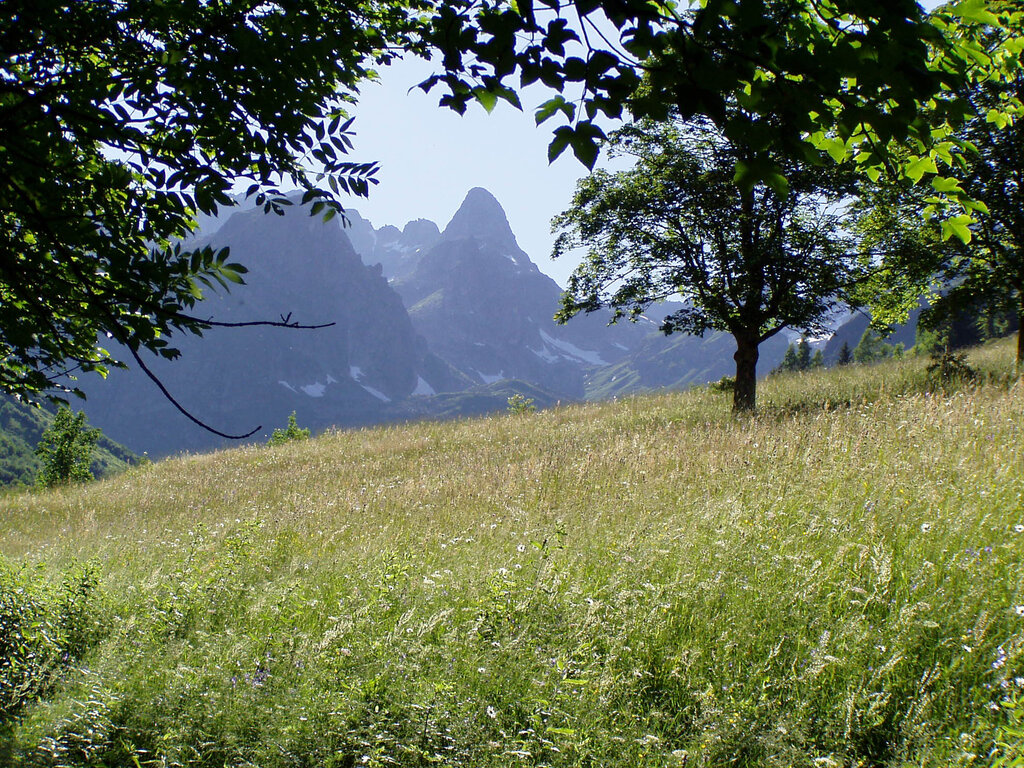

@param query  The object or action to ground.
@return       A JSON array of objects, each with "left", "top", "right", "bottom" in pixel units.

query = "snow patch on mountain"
[
  {"left": 413, "top": 376, "right": 436, "bottom": 395},
  {"left": 530, "top": 346, "right": 560, "bottom": 363},
  {"left": 362, "top": 384, "right": 391, "bottom": 402},
  {"left": 538, "top": 330, "right": 607, "bottom": 366},
  {"left": 474, "top": 370, "right": 504, "bottom": 384}
]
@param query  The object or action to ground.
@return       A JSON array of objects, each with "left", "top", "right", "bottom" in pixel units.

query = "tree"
[
  {"left": 552, "top": 118, "right": 868, "bottom": 411},
  {"left": 35, "top": 407, "right": 100, "bottom": 487},
  {"left": 421, "top": 0, "right": 1018, "bottom": 198},
  {"left": 267, "top": 412, "right": 311, "bottom": 446},
  {"left": 837, "top": 341, "right": 853, "bottom": 366},
  {"left": 811, "top": 348, "right": 825, "bottom": 369},
  {"left": 778, "top": 345, "right": 801, "bottom": 374},
  {"left": 1, "top": 0, "right": 424, "bottom": 435},
  {"left": 7, "top": 0, "right": 1020, "bottom": 434},
  {"left": 853, "top": 329, "right": 894, "bottom": 364},
  {"left": 796, "top": 337, "right": 812, "bottom": 371},
  {"left": 919, "top": 33, "right": 1024, "bottom": 368},
  {"left": 856, "top": 2, "right": 1024, "bottom": 369}
]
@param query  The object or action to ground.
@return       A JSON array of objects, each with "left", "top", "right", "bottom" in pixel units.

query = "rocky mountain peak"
[
  {"left": 441, "top": 187, "right": 530, "bottom": 267},
  {"left": 402, "top": 218, "right": 441, "bottom": 244}
]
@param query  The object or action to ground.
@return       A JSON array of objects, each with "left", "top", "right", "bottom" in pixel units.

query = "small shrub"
[
  {"left": 506, "top": 394, "right": 536, "bottom": 414},
  {"left": 35, "top": 407, "right": 100, "bottom": 488},
  {"left": 710, "top": 375, "right": 735, "bottom": 392},
  {"left": 926, "top": 349, "right": 976, "bottom": 385},
  {"left": 268, "top": 412, "right": 310, "bottom": 446}
]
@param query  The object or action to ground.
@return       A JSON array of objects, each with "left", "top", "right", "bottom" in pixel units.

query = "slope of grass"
[{"left": 1, "top": 340, "right": 1022, "bottom": 767}]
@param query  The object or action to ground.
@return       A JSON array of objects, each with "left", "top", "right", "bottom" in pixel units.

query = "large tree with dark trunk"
[{"left": 552, "top": 118, "right": 867, "bottom": 411}]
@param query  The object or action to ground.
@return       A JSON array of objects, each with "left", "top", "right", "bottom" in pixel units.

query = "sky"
[{"left": 339, "top": 56, "right": 600, "bottom": 287}]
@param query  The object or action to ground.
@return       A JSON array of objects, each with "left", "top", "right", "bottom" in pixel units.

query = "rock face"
[
  {"left": 81, "top": 188, "right": 789, "bottom": 456},
  {"left": 343, "top": 209, "right": 440, "bottom": 281},
  {"left": 373, "top": 188, "right": 653, "bottom": 399}
]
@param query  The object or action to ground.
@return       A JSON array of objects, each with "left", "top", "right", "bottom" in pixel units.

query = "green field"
[{"left": 2, "top": 340, "right": 1023, "bottom": 767}]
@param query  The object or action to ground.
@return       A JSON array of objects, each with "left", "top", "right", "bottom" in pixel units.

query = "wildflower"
[
  {"left": 993, "top": 647, "right": 1008, "bottom": 670},
  {"left": 517, "top": 544, "right": 526, "bottom": 553},
  {"left": 1015, "top": 605, "right": 1024, "bottom": 616},
  {"left": 1015, "top": 525, "right": 1024, "bottom": 534},
  {"left": 486, "top": 706, "right": 498, "bottom": 719},
  {"left": 920, "top": 523, "right": 932, "bottom": 533}
]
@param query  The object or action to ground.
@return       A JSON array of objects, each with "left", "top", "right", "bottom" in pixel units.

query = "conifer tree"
[
  {"left": 796, "top": 338, "right": 812, "bottom": 371},
  {"left": 838, "top": 342, "right": 853, "bottom": 366},
  {"left": 779, "top": 345, "right": 800, "bottom": 373}
]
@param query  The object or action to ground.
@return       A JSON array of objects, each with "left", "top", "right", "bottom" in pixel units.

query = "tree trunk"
[
  {"left": 1017, "top": 302, "right": 1023, "bottom": 374},
  {"left": 733, "top": 334, "right": 759, "bottom": 412}
]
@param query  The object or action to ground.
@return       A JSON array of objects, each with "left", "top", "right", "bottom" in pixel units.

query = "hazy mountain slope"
[
  {"left": 586, "top": 329, "right": 790, "bottom": 400},
  {"left": 78, "top": 203, "right": 424, "bottom": 456}
]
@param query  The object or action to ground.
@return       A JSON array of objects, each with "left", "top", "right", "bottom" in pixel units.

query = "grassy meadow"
[{"left": 1, "top": 339, "right": 1023, "bottom": 767}]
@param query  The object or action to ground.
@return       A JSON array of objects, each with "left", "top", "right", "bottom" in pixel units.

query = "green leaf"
[
  {"left": 986, "top": 108, "right": 1011, "bottom": 129},
  {"left": 904, "top": 155, "right": 938, "bottom": 184},
  {"left": 930, "top": 175, "right": 963, "bottom": 194},
  {"left": 941, "top": 215, "right": 974, "bottom": 244},
  {"left": 472, "top": 87, "right": 498, "bottom": 114},
  {"left": 810, "top": 132, "right": 849, "bottom": 164},
  {"left": 949, "top": 0, "right": 1000, "bottom": 26},
  {"left": 535, "top": 95, "right": 574, "bottom": 125},
  {"left": 548, "top": 126, "right": 572, "bottom": 163}
]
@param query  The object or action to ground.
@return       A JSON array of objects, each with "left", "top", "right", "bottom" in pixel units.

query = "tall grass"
[{"left": 1, "top": 340, "right": 1022, "bottom": 767}]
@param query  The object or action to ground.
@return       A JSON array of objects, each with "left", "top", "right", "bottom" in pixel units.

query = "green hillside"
[
  {"left": 1, "top": 340, "right": 1022, "bottom": 767},
  {"left": 0, "top": 398, "right": 137, "bottom": 488}
]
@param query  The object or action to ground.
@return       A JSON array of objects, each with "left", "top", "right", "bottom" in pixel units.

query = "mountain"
[
  {"left": 586, "top": 329, "right": 791, "bottom": 400},
  {"left": 343, "top": 209, "right": 440, "bottom": 281},
  {"left": 77, "top": 201, "right": 428, "bottom": 456},
  {"left": 373, "top": 188, "right": 657, "bottom": 399},
  {"left": 75, "top": 189, "right": 788, "bottom": 457}
]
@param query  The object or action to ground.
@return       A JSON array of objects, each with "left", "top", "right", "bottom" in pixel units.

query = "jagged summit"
[
  {"left": 402, "top": 218, "right": 441, "bottom": 244},
  {"left": 441, "top": 187, "right": 531, "bottom": 267}
]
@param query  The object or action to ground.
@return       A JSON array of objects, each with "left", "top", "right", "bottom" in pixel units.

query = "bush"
[
  {"left": 0, "top": 558, "right": 105, "bottom": 728},
  {"left": 268, "top": 412, "right": 310, "bottom": 446},
  {"left": 926, "top": 349, "right": 977, "bottom": 385},
  {"left": 710, "top": 375, "right": 735, "bottom": 392},
  {"left": 35, "top": 408, "right": 100, "bottom": 488},
  {"left": 506, "top": 394, "right": 536, "bottom": 414}
]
